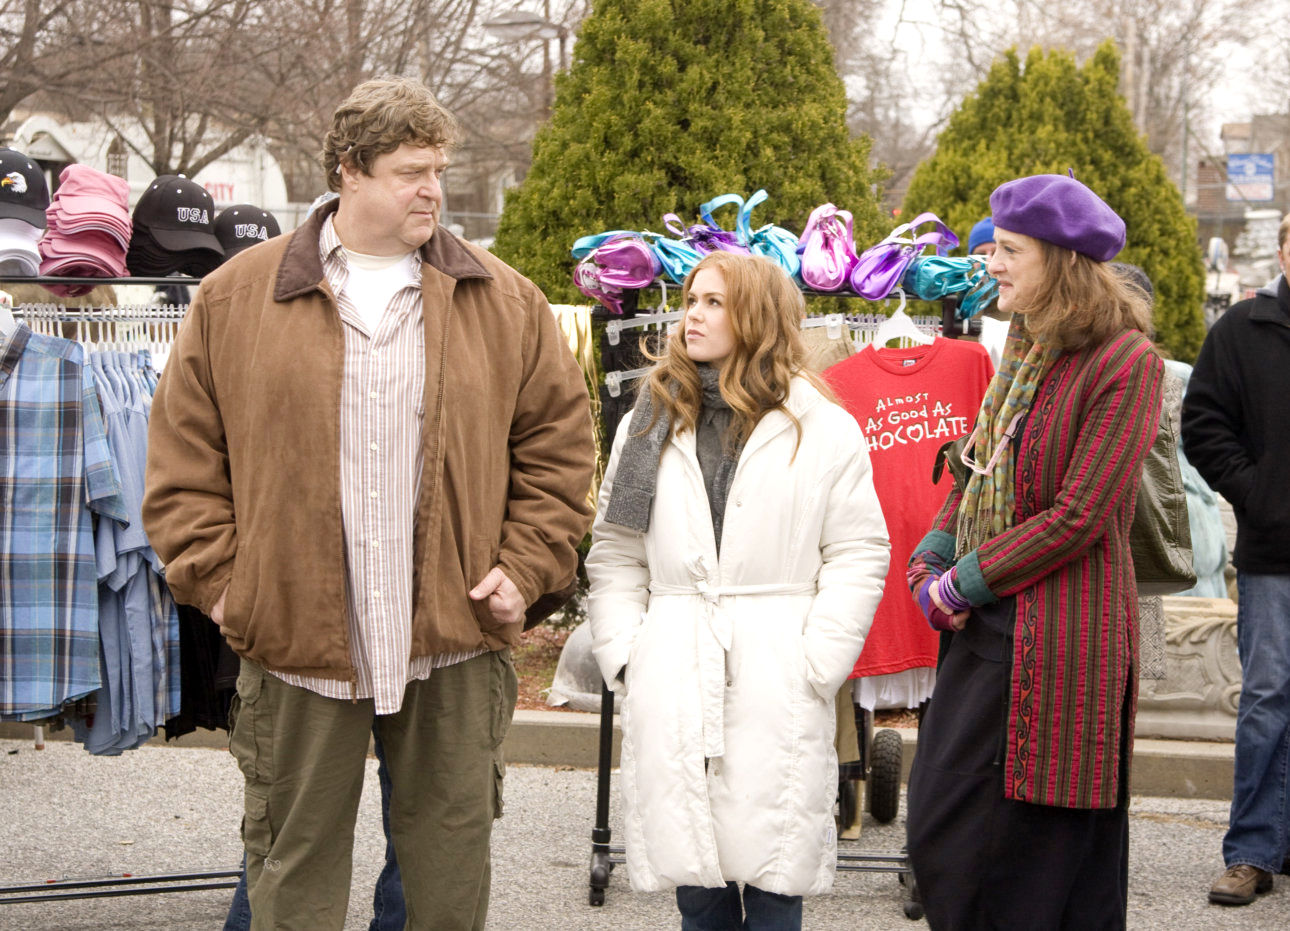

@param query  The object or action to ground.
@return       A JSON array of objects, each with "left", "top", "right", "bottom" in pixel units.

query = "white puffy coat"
[{"left": 587, "top": 378, "right": 890, "bottom": 896}]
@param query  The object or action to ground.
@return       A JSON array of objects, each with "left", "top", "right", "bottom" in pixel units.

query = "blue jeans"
[
  {"left": 223, "top": 730, "right": 405, "bottom": 931},
  {"left": 1223, "top": 573, "right": 1290, "bottom": 873},
  {"left": 676, "top": 882, "right": 802, "bottom": 931}
]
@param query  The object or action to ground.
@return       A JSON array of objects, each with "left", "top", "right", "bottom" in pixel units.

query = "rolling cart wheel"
[
  {"left": 867, "top": 728, "right": 903, "bottom": 824},
  {"left": 590, "top": 888, "right": 605, "bottom": 906},
  {"left": 903, "top": 856, "right": 923, "bottom": 919}
]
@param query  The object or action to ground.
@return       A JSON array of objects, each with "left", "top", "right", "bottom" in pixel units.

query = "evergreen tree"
[
  {"left": 903, "top": 42, "right": 1205, "bottom": 361},
  {"left": 492, "top": 0, "right": 886, "bottom": 304}
]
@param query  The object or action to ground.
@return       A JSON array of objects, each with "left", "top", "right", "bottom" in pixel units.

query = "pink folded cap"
[
  {"left": 40, "top": 227, "right": 126, "bottom": 260},
  {"left": 47, "top": 209, "right": 131, "bottom": 250},
  {"left": 37, "top": 254, "right": 114, "bottom": 297},
  {"left": 50, "top": 164, "right": 130, "bottom": 228},
  {"left": 41, "top": 250, "right": 128, "bottom": 277},
  {"left": 40, "top": 229, "right": 128, "bottom": 276}
]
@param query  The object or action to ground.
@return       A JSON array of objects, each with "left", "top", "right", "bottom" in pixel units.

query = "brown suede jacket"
[{"left": 142, "top": 201, "right": 595, "bottom": 680}]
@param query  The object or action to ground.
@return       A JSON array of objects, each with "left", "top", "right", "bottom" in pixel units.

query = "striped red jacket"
[{"left": 915, "top": 329, "right": 1163, "bottom": 809}]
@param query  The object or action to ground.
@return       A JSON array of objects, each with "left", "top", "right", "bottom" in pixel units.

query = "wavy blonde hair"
[
  {"left": 641, "top": 252, "right": 832, "bottom": 451},
  {"left": 1013, "top": 237, "right": 1153, "bottom": 351}
]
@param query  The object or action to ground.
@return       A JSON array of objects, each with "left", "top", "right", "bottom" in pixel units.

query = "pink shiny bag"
[
  {"left": 572, "top": 233, "right": 663, "bottom": 314},
  {"left": 796, "top": 204, "right": 857, "bottom": 292}
]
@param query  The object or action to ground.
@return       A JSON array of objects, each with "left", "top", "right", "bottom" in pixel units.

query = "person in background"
[
  {"left": 905, "top": 174, "right": 1163, "bottom": 929},
  {"left": 967, "top": 216, "right": 995, "bottom": 259},
  {"left": 1182, "top": 212, "right": 1290, "bottom": 907},
  {"left": 967, "top": 215, "right": 1011, "bottom": 368},
  {"left": 143, "top": 76, "right": 595, "bottom": 930},
  {"left": 587, "top": 251, "right": 890, "bottom": 931}
]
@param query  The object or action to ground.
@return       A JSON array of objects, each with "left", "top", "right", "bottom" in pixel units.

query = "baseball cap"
[
  {"left": 51, "top": 164, "right": 132, "bottom": 247},
  {"left": 0, "top": 147, "right": 51, "bottom": 229},
  {"left": 133, "top": 175, "right": 224, "bottom": 254},
  {"left": 214, "top": 204, "right": 281, "bottom": 259},
  {"left": 0, "top": 217, "right": 41, "bottom": 274}
]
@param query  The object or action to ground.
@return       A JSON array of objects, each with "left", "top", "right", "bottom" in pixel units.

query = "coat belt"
[{"left": 649, "top": 556, "right": 816, "bottom": 758}]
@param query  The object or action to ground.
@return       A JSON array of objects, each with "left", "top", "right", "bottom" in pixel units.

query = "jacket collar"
[
  {"left": 1249, "top": 274, "right": 1290, "bottom": 326},
  {"left": 673, "top": 375, "right": 826, "bottom": 460},
  {"left": 273, "top": 197, "right": 492, "bottom": 302}
]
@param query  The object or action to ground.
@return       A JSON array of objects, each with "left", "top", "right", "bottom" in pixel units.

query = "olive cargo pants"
[{"left": 229, "top": 650, "right": 517, "bottom": 930}]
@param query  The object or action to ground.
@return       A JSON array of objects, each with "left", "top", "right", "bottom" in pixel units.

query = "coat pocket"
[
  {"left": 469, "top": 536, "right": 523, "bottom": 640},
  {"left": 220, "top": 540, "right": 257, "bottom": 644}
]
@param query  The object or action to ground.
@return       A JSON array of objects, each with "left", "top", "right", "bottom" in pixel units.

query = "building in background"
[{"left": 6, "top": 111, "right": 301, "bottom": 229}]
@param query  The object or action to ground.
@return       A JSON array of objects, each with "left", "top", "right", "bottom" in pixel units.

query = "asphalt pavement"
[{"left": 1, "top": 735, "right": 1286, "bottom": 930}]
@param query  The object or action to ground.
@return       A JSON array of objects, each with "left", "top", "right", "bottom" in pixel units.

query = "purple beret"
[{"left": 989, "top": 174, "right": 1125, "bottom": 262}]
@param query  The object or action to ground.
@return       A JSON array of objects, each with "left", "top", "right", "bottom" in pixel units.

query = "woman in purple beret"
[{"left": 904, "top": 174, "right": 1165, "bottom": 929}]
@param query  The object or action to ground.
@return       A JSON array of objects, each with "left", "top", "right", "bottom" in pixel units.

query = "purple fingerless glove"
[
  {"left": 913, "top": 574, "right": 957, "bottom": 632},
  {"left": 932, "top": 567, "right": 972, "bottom": 614}
]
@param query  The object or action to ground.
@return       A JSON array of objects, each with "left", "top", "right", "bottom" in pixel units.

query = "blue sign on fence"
[{"left": 1227, "top": 154, "right": 1275, "bottom": 202}]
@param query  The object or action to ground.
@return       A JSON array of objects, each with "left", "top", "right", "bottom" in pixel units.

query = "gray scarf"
[{"left": 604, "top": 364, "right": 742, "bottom": 545}]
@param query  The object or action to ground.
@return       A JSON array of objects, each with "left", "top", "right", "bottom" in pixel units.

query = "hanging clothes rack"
[{"left": 0, "top": 274, "right": 240, "bottom": 906}]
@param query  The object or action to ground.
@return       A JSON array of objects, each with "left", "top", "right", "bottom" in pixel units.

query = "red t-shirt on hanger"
[{"left": 824, "top": 337, "right": 994, "bottom": 679}]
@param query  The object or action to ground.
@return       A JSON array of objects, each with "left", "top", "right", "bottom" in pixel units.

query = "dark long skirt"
[{"left": 906, "top": 600, "right": 1130, "bottom": 931}]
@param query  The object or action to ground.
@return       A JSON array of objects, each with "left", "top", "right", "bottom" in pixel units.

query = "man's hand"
[
  {"left": 211, "top": 585, "right": 229, "bottom": 626},
  {"left": 469, "top": 567, "right": 525, "bottom": 626},
  {"left": 210, "top": 584, "right": 239, "bottom": 639}
]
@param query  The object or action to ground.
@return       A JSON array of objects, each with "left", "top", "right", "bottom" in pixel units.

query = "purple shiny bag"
[
  {"left": 797, "top": 204, "right": 857, "bottom": 292},
  {"left": 849, "top": 212, "right": 958, "bottom": 300},
  {"left": 663, "top": 212, "right": 749, "bottom": 256}
]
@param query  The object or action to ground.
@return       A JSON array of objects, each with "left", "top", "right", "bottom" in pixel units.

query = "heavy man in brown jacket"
[{"left": 142, "top": 78, "right": 595, "bottom": 930}]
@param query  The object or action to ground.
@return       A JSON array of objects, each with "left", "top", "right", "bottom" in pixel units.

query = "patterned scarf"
[{"left": 956, "top": 316, "right": 1059, "bottom": 556}]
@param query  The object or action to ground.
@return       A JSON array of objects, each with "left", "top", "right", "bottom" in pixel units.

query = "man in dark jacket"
[{"left": 1182, "top": 215, "right": 1290, "bottom": 906}]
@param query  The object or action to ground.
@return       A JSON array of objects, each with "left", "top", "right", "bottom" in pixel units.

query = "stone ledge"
[{"left": 2, "top": 713, "right": 1235, "bottom": 800}]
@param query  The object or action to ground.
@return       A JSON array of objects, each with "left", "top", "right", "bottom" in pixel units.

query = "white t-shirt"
[{"left": 341, "top": 248, "right": 418, "bottom": 334}]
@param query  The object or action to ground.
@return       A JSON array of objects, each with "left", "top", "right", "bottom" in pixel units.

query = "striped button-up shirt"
[{"left": 269, "top": 217, "right": 482, "bottom": 713}]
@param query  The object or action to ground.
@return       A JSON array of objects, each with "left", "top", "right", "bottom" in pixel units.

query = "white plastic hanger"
[
  {"left": 874, "top": 290, "right": 932, "bottom": 347},
  {"left": 0, "top": 289, "right": 15, "bottom": 338}
]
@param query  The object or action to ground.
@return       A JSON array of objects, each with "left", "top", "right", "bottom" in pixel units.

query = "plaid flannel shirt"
[{"left": 0, "top": 325, "right": 126, "bottom": 719}]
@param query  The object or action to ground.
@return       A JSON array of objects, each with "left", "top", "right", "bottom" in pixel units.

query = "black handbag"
[{"left": 1130, "top": 372, "right": 1196, "bottom": 595}]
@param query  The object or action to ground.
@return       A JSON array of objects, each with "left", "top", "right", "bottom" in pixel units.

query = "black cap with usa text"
[
  {"left": 132, "top": 174, "right": 223, "bottom": 254},
  {"left": 0, "top": 147, "right": 50, "bottom": 229},
  {"left": 214, "top": 204, "right": 281, "bottom": 260}
]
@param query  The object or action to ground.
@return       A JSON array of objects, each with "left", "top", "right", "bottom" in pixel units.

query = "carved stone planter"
[{"left": 1136, "top": 596, "right": 1240, "bottom": 741}]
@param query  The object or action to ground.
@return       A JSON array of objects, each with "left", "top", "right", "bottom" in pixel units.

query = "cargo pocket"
[
  {"left": 241, "top": 786, "right": 273, "bottom": 858},
  {"left": 229, "top": 662, "right": 271, "bottom": 783},
  {"left": 492, "top": 758, "right": 506, "bottom": 820},
  {"left": 489, "top": 649, "right": 519, "bottom": 749}
]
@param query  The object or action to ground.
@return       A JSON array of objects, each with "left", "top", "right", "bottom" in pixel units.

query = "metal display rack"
[{"left": 0, "top": 273, "right": 240, "bottom": 907}]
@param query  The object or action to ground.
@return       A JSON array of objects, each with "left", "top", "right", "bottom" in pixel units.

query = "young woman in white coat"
[{"left": 587, "top": 252, "right": 890, "bottom": 930}]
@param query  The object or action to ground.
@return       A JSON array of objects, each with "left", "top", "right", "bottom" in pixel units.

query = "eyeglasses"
[{"left": 959, "top": 412, "right": 1025, "bottom": 477}]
